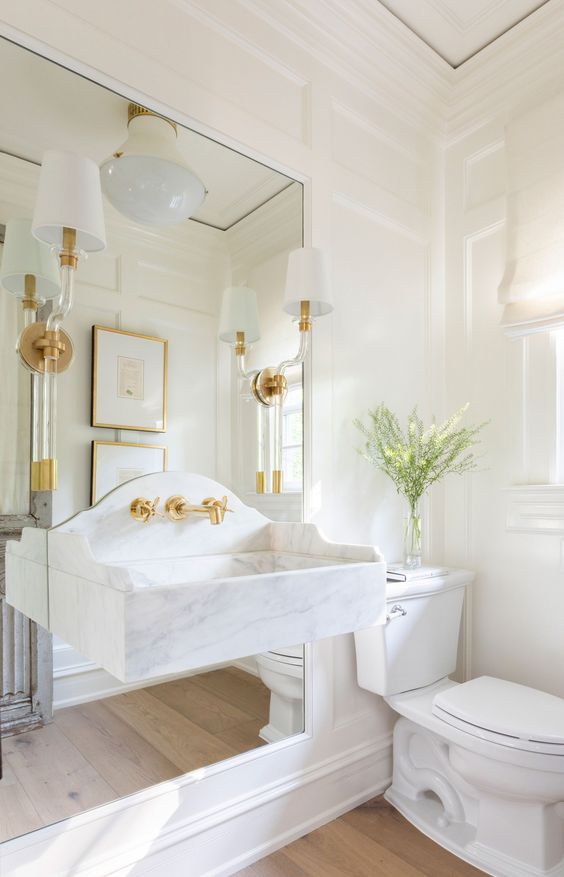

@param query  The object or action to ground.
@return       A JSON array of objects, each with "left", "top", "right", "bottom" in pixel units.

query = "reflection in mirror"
[{"left": 0, "top": 36, "right": 304, "bottom": 843}]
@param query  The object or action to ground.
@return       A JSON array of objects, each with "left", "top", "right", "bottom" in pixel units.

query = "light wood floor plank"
[
  {"left": 215, "top": 718, "right": 267, "bottom": 752},
  {"left": 282, "top": 817, "right": 424, "bottom": 877},
  {"left": 3, "top": 723, "right": 117, "bottom": 824},
  {"left": 0, "top": 760, "right": 43, "bottom": 840},
  {"left": 103, "top": 688, "right": 238, "bottom": 773},
  {"left": 149, "top": 676, "right": 256, "bottom": 735},
  {"left": 235, "top": 850, "right": 310, "bottom": 876},
  {"left": 54, "top": 699, "right": 180, "bottom": 796},
  {"left": 190, "top": 667, "right": 271, "bottom": 720},
  {"left": 343, "top": 799, "right": 483, "bottom": 876},
  {"left": 234, "top": 798, "right": 487, "bottom": 877}
]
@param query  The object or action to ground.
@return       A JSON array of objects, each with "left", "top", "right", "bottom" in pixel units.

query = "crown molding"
[
  {"left": 226, "top": 182, "right": 302, "bottom": 278},
  {"left": 448, "top": 0, "right": 564, "bottom": 142},
  {"left": 225, "top": 0, "right": 453, "bottom": 140}
]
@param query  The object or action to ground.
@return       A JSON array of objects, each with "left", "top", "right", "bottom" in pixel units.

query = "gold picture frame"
[
  {"left": 92, "top": 325, "right": 168, "bottom": 432},
  {"left": 91, "top": 440, "right": 168, "bottom": 504}
]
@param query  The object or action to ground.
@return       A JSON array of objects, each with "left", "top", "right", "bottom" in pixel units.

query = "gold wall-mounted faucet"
[
  {"left": 130, "top": 496, "right": 161, "bottom": 523},
  {"left": 164, "top": 495, "right": 232, "bottom": 525}
]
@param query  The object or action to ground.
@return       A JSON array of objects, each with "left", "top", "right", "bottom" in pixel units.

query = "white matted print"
[
  {"left": 91, "top": 441, "right": 167, "bottom": 504},
  {"left": 92, "top": 326, "right": 167, "bottom": 431}
]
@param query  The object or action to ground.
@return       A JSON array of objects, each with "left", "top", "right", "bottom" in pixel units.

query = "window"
[{"left": 280, "top": 382, "right": 303, "bottom": 491}]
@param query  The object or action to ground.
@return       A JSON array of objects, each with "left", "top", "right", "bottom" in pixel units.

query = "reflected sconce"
[
  {"left": 15, "top": 150, "right": 106, "bottom": 491},
  {"left": 1, "top": 218, "right": 61, "bottom": 326},
  {"left": 1, "top": 218, "right": 61, "bottom": 493},
  {"left": 100, "top": 103, "right": 207, "bottom": 227},
  {"left": 219, "top": 247, "right": 332, "bottom": 495}
]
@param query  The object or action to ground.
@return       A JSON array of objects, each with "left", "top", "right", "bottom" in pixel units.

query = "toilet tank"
[{"left": 354, "top": 569, "right": 473, "bottom": 697}]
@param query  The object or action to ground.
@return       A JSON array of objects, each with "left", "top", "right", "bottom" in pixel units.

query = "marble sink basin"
[{"left": 6, "top": 473, "right": 386, "bottom": 683}]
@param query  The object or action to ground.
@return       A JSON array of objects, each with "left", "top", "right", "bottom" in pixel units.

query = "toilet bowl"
[
  {"left": 354, "top": 570, "right": 564, "bottom": 877},
  {"left": 256, "top": 646, "right": 303, "bottom": 743}
]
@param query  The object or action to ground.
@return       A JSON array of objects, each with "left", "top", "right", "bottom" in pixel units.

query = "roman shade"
[{"left": 500, "top": 92, "right": 564, "bottom": 337}]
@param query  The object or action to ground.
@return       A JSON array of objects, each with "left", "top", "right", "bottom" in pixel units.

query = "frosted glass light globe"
[{"left": 100, "top": 112, "right": 206, "bottom": 227}]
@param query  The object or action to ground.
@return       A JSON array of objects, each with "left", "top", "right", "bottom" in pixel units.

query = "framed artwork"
[
  {"left": 92, "top": 325, "right": 168, "bottom": 431},
  {"left": 91, "top": 441, "right": 168, "bottom": 504}
]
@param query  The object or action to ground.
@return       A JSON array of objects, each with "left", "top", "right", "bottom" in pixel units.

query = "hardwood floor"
[
  {"left": 234, "top": 797, "right": 485, "bottom": 877},
  {"left": 1, "top": 677, "right": 486, "bottom": 876},
  {"left": 0, "top": 666, "right": 270, "bottom": 843}
]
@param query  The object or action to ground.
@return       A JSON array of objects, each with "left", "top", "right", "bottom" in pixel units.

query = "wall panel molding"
[{"left": 505, "top": 485, "right": 564, "bottom": 536}]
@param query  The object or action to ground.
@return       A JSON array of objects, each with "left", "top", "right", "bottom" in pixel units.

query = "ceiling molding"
[
  {"left": 233, "top": 0, "right": 452, "bottom": 140},
  {"left": 448, "top": 0, "right": 564, "bottom": 142}
]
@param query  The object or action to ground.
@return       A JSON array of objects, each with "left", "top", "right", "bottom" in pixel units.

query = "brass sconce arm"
[{"left": 165, "top": 495, "right": 232, "bottom": 525}]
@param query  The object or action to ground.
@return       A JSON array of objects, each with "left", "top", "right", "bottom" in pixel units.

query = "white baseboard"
[{"left": 1, "top": 733, "right": 392, "bottom": 877}]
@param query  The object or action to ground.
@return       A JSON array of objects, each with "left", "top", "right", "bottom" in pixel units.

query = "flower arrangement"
[{"left": 354, "top": 403, "right": 486, "bottom": 566}]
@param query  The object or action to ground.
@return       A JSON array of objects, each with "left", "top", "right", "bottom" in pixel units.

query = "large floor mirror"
[{"left": 0, "top": 36, "right": 305, "bottom": 844}]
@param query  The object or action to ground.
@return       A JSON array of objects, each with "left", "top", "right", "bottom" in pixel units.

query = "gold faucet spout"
[{"left": 164, "top": 495, "right": 232, "bottom": 525}]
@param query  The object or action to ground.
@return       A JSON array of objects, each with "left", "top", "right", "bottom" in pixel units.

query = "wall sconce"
[
  {"left": 219, "top": 247, "right": 332, "bottom": 494},
  {"left": 14, "top": 150, "right": 106, "bottom": 491},
  {"left": 1, "top": 218, "right": 61, "bottom": 325},
  {"left": 1, "top": 218, "right": 62, "bottom": 492}
]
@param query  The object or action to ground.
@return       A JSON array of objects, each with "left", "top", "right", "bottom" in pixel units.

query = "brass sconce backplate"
[
  {"left": 18, "top": 322, "right": 74, "bottom": 374},
  {"left": 251, "top": 368, "right": 288, "bottom": 407}
]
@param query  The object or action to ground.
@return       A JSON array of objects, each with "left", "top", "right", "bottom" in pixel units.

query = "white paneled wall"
[{"left": 444, "top": 107, "right": 564, "bottom": 699}]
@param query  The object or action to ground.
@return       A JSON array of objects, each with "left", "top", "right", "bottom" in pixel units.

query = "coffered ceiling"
[{"left": 377, "top": 0, "right": 550, "bottom": 66}]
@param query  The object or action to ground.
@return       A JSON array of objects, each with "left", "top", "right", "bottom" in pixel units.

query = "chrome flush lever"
[{"left": 386, "top": 604, "right": 407, "bottom": 623}]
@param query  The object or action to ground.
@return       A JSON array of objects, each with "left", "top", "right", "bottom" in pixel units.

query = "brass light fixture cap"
[
  {"left": 18, "top": 322, "right": 74, "bottom": 374},
  {"left": 251, "top": 368, "right": 288, "bottom": 407},
  {"left": 127, "top": 102, "right": 177, "bottom": 134}
]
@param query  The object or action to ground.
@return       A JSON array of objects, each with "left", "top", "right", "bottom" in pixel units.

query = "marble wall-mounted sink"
[{"left": 6, "top": 473, "right": 386, "bottom": 683}]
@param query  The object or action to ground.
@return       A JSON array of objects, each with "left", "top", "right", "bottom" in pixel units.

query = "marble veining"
[{"left": 6, "top": 473, "right": 387, "bottom": 682}]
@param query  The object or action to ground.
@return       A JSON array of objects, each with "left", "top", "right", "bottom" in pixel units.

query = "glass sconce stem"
[
  {"left": 31, "top": 372, "right": 40, "bottom": 471},
  {"left": 272, "top": 393, "right": 283, "bottom": 494},
  {"left": 256, "top": 405, "right": 266, "bottom": 493},
  {"left": 47, "top": 261, "right": 74, "bottom": 333},
  {"left": 30, "top": 233, "right": 78, "bottom": 491},
  {"left": 276, "top": 328, "right": 310, "bottom": 376}
]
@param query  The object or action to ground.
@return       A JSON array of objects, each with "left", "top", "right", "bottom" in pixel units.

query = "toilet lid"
[{"left": 433, "top": 677, "right": 564, "bottom": 753}]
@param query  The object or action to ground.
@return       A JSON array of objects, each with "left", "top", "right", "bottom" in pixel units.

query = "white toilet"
[
  {"left": 355, "top": 569, "right": 564, "bottom": 877},
  {"left": 256, "top": 646, "right": 304, "bottom": 743}
]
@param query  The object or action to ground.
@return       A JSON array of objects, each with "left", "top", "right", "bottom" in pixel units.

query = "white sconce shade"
[
  {"left": 1, "top": 218, "right": 60, "bottom": 298},
  {"left": 219, "top": 286, "right": 261, "bottom": 344},
  {"left": 100, "top": 109, "right": 206, "bottom": 227},
  {"left": 283, "top": 246, "right": 333, "bottom": 317},
  {"left": 32, "top": 150, "right": 106, "bottom": 252}
]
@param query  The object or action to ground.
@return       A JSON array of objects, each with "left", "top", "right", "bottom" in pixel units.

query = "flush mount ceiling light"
[{"left": 100, "top": 104, "right": 207, "bottom": 227}]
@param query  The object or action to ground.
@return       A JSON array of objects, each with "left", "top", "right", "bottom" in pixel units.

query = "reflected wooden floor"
[
  {"left": 0, "top": 666, "right": 270, "bottom": 843},
  {"left": 234, "top": 797, "right": 485, "bottom": 877}
]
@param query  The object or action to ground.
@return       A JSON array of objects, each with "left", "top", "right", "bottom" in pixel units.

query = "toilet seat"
[
  {"left": 433, "top": 676, "right": 564, "bottom": 756},
  {"left": 266, "top": 645, "right": 303, "bottom": 666}
]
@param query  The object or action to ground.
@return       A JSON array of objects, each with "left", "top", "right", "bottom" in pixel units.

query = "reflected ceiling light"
[
  {"left": 100, "top": 104, "right": 207, "bottom": 227},
  {"left": 219, "top": 247, "right": 333, "bottom": 495}
]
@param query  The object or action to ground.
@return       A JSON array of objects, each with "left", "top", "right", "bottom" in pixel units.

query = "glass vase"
[{"left": 403, "top": 501, "right": 422, "bottom": 569}]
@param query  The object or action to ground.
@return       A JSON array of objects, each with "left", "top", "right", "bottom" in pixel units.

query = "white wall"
[{"left": 444, "top": 67, "right": 564, "bottom": 695}]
